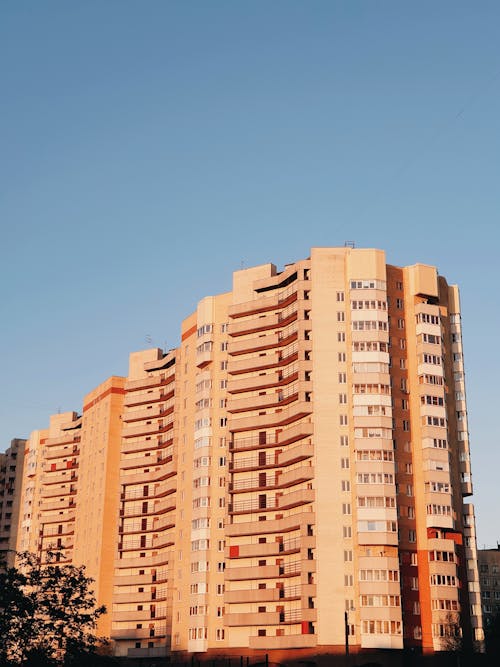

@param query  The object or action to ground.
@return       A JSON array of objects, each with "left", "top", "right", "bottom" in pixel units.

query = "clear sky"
[{"left": 1, "top": 1, "right": 499, "bottom": 547}]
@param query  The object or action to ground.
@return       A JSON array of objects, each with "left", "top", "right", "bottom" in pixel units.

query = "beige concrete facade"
[{"left": 11, "top": 247, "right": 483, "bottom": 658}]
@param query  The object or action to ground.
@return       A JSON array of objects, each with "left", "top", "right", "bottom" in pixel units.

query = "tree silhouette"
[{"left": 0, "top": 551, "right": 107, "bottom": 666}]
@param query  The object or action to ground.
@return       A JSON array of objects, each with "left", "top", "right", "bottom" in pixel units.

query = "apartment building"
[
  {"left": 0, "top": 438, "right": 26, "bottom": 567},
  {"left": 16, "top": 377, "right": 125, "bottom": 638},
  {"left": 478, "top": 546, "right": 500, "bottom": 630},
  {"left": 11, "top": 247, "right": 483, "bottom": 660}
]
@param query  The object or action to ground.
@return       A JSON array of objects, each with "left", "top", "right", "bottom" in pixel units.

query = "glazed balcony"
[
  {"left": 229, "top": 400, "right": 312, "bottom": 434},
  {"left": 225, "top": 583, "right": 316, "bottom": 604}
]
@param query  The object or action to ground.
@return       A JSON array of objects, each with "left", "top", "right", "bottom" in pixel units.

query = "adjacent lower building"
[
  {"left": 0, "top": 438, "right": 26, "bottom": 567},
  {"left": 9, "top": 247, "right": 484, "bottom": 658},
  {"left": 478, "top": 546, "right": 500, "bottom": 630}
]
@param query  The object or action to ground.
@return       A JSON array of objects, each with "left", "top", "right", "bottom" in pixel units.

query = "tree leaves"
[{"left": 0, "top": 551, "right": 107, "bottom": 666}]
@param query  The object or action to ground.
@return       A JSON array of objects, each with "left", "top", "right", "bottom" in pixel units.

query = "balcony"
[
  {"left": 120, "top": 463, "right": 176, "bottom": 486},
  {"left": 228, "top": 332, "right": 280, "bottom": 356},
  {"left": 231, "top": 442, "right": 314, "bottom": 473},
  {"left": 123, "top": 403, "right": 174, "bottom": 424},
  {"left": 225, "top": 583, "right": 316, "bottom": 604},
  {"left": 229, "top": 401, "right": 312, "bottom": 434},
  {"left": 229, "top": 489, "right": 314, "bottom": 515},
  {"left": 113, "top": 570, "right": 168, "bottom": 586},
  {"left": 227, "top": 536, "right": 314, "bottom": 559},
  {"left": 226, "top": 510, "right": 315, "bottom": 537},
  {"left": 45, "top": 434, "right": 81, "bottom": 447},
  {"left": 249, "top": 634, "right": 316, "bottom": 650},
  {"left": 227, "top": 389, "right": 299, "bottom": 414},
  {"left": 112, "top": 607, "right": 167, "bottom": 623},
  {"left": 230, "top": 465, "right": 314, "bottom": 494},
  {"left": 113, "top": 588, "right": 168, "bottom": 604},
  {"left": 227, "top": 367, "right": 299, "bottom": 395},
  {"left": 229, "top": 309, "right": 298, "bottom": 338},
  {"left": 228, "top": 289, "right": 298, "bottom": 319},
  {"left": 111, "top": 626, "right": 167, "bottom": 640},
  {"left": 125, "top": 375, "right": 163, "bottom": 392},
  {"left": 124, "top": 385, "right": 174, "bottom": 408},
  {"left": 122, "top": 420, "right": 173, "bottom": 439}
]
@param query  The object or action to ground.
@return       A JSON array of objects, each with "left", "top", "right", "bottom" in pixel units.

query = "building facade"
[
  {"left": 478, "top": 546, "right": 500, "bottom": 630},
  {"left": 0, "top": 438, "right": 26, "bottom": 567},
  {"left": 11, "top": 247, "right": 484, "bottom": 659}
]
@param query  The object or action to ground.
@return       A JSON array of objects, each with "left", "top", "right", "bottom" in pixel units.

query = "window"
[
  {"left": 337, "top": 292, "right": 345, "bottom": 302},
  {"left": 337, "top": 312, "right": 345, "bottom": 322}
]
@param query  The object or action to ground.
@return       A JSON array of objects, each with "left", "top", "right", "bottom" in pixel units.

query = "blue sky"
[{"left": 1, "top": 1, "right": 499, "bottom": 547}]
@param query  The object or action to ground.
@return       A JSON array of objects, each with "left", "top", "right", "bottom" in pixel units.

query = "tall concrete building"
[
  {"left": 16, "top": 377, "right": 125, "bottom": 638},
  {"left": 13, "top": 247, "right": 484, "bottom": 660},
  {"left": 0, "top": 438, "right": 26, "bottom": 567}
]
